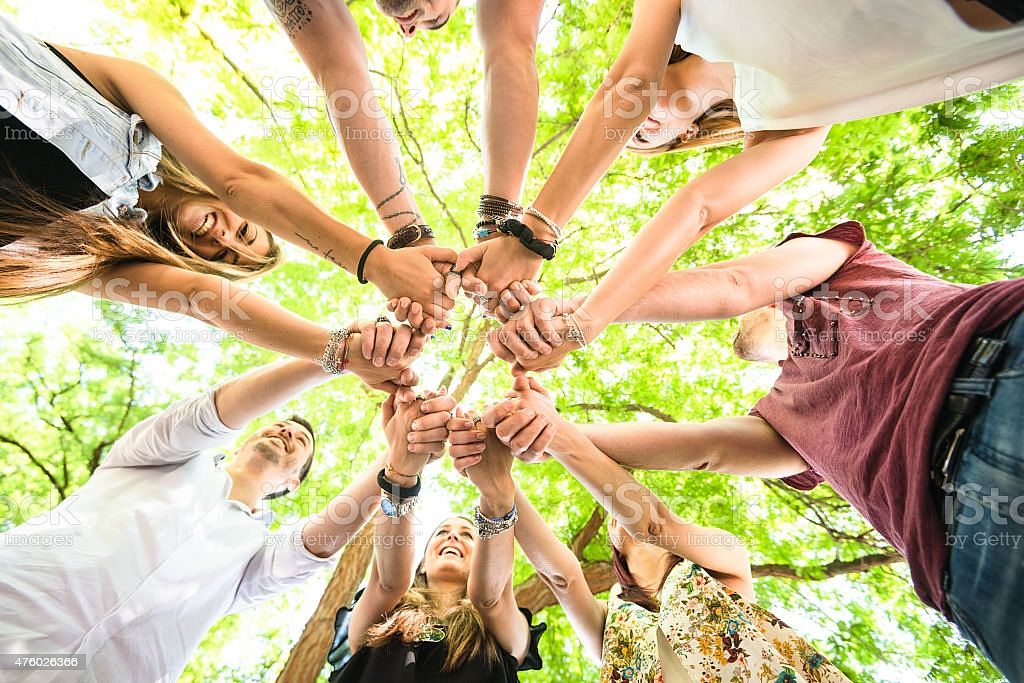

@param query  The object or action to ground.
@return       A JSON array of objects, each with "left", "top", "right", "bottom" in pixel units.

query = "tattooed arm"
[{"left": 265, "top": 0, "right": 430, "bottom": 242}]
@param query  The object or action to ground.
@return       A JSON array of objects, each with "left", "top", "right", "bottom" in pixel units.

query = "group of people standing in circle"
[{"left": 1, "top": 0, "right": 1023, "bottom": 681}]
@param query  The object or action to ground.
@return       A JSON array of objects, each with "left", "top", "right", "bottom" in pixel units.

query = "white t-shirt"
[
  {"left": 0, "top": 391, "right": 333, "bottom": 683},
  {"left": 676, "top": 0, "right": 1024, "bottom": 130}
]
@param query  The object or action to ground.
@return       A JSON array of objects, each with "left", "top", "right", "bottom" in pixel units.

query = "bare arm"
[
  {"left": 212, "top": 357, "right": 332, "bottom": 430},
  {"left": 477, "top": 0, "right": 544, "bottom": 203},
  {"left": 525, "top": 0, "right": 681, "bottom": 228},
  {"left": 576, "top": 417, "right": 807, "bottom": 479},
  {"left": 513, "top": 487, "right": 606, "bottom": 663},
  {"left": 456, "top": 418, "right": 532, "bottom": 662},
  {"left": 54, "top": 44, "right": 456, "bottom": 321},
  {"left": 86, "top": 262, "right": 331, "bottom": 362},
  {"left": 302, "top": 456, "right": 385, "bottom": 558},
  {"left": 614, "top": 233, "right": 860, "bottom": 323},
  {"left": 498, "top": 378, "right": 757, "bottom": 597},
  {"left": 348, "top": 392, "right": 457, "bottom": 651},
  {"left": 265, "top": 0, "right": 426, "bottom": 237},
  {"left": 211, "top": 322, "right": 423, "bottom": 429},
  {"left": 577, "top": 127, "right": 829, "bottom": 335}
]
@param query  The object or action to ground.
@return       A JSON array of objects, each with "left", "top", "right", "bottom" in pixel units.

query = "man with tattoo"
[
  {"left": 265, "top": 0, "right": 460, "bottom": 333},
  {"left": 265, "top": 0, "right": 549, "bottom": 324},
  {"left": 374, "top": 0, "right": 550, "bottom": 318}
]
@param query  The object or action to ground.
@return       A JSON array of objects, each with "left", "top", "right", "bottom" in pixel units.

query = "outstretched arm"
[
  {"left": 265, "top": 0, "right": 427, "bottom": 238},
  {"left": 347, "top": 391, "right": 457, "bottom": 651},
  {"left": 477, "top": 0, "right": 544, "bottom": 203},
  {"left": 488, "top": 377, "right": 767, "bottom": 598},
  {"left": 54, "top": 43, "right": 457, "bottom": 325},
  {"left": 490, "top": 128, "right": 830, "bottom": 371},
  {"left": 489, "top": 224, "right": 854, "bottom": 366},
  {"left": 212, "top": 322, "right": 422, "bottom": 429},
  {"left": 513, "top": 487, "right": 607, "bottom": 663}
]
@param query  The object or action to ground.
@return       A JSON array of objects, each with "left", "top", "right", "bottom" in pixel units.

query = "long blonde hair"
[
  {"left": 630, "top": 45, "right": 747, "bottom": 156},
  {"left": 365, "top": 521, "right": 502, "bottom": 672},
  {"left": 0, "top": 148, "right": 282, "bottom": 301}
]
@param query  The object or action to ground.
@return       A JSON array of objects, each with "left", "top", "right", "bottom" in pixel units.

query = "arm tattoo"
[
  {"left": 269, "top": 0, "right": 313, "bottom": 37},
  {"left": 294, "top": 232, "right": 343, "bottom": 269},
  {"left": 374, "top": 158, "right": 421, "bottom": 226}
]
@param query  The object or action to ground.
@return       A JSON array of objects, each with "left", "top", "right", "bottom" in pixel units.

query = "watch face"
[{"left": 381, "top": 497, "right": 399, "bottom": 517}]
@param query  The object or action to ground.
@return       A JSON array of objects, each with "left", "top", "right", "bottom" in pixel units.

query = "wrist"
[
  {"left": 520, "top": 213, "right": 559, "bottom": 243},
  {"left": 359, "top": 240, "right": 389, "bottom": 284},
  {"left": 479, "top": 488, "right": 516, "bottom": 518},
  {"left": 384, "top": 454, "right": 420, "bottom": 487}
]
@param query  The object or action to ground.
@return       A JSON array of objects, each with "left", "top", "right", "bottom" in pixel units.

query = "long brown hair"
[
  {"left": 365, "top": 518, "right": 502, "bottom": 672},
  {"left": 0, "top": 148, "right": 281, "bottom": 301},
  {"left": 629, "top": 45, "right": 747, "bottom": 156},
  {"left": 611, "top": 544, "right": 684, "bottom": 613}
]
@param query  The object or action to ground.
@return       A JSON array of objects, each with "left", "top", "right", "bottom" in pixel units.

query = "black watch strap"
[
  {"left": 387, "top": 224, "right": 434, "bottom": 249},
  {"left": 377, "top": 468, "right": 422, "bottom": 499}
]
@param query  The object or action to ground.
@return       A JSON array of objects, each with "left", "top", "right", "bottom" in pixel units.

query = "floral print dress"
[{"left": 600, "top": 560, "right": 850, "bottom": 683}]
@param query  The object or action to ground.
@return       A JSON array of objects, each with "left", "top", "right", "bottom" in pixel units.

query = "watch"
[
  {"left": 387, "top": 224, "right": 434, "bottom": 249},
  {"left": 380, "top": 492, "right": 418, "bottom": 518}
]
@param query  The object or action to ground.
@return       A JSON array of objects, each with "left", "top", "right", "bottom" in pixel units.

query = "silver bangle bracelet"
[{"left": 524, "top": 206, "right": 563, "bottom": 241}]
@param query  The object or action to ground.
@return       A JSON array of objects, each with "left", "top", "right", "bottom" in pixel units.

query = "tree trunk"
[{"left": 275, "top": 519, "right": 376, "bottom": 683}]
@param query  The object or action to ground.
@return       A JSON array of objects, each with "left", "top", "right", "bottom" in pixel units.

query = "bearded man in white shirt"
[{"left": 0, "top": 321, "right": 457, "bottom": 683}]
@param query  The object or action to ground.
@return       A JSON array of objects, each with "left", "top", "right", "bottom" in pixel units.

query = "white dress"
[{"left": 675, "top": 0, "right": 1024, "bottom": 130}]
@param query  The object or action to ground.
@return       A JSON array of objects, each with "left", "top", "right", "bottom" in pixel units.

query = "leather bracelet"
[
  {"left": 357, "top": 239, "right": 384, "bottom": 284},
  {"left": 377, "top": 467, "right": 422, "bottom": 500},
  {"left": 387, "top": 224, "right": 434, "bottom": 249},
  {"left": 497, "top": 218, "right": 558, "bottom": 260}
]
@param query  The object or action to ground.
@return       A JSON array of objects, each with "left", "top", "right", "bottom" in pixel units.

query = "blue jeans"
[{"left": 944, "top": 310, "right": 1024, "bottom": 682}]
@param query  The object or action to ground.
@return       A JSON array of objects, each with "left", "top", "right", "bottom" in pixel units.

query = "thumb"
[
  {"left": 512, "top": 374, "right": 531, "bottom": 393},
  {"left": 527, "top": 376, "right": 551, "bottom": 398},
  {"left": 420, "top": 246, "right": 459, "bottom": 264},
  {"left": 454, "top": 243, "right": 486, "bottom": 273},
  {"left": 382, "top": 393, "right": 396, "bottom": 425}
]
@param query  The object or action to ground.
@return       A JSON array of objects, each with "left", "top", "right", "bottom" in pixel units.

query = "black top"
[
  {"left": 0, "top": 44, "right": 108, "bottom": 247},
  {"left": 329, "top": 605, "right": 546, "bottom": 683}
]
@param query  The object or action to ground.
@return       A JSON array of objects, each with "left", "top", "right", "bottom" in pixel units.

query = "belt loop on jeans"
[{"left": 931, "top": 319, "right": 1014, "bottom": 495}]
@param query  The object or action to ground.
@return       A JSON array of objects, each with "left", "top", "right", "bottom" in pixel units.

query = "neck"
[
  {"left": 224, "top": 459, "right": 266, "bottom": 512},
  {"left": 429, "top": 580, "right": 465, "bottom": 599},
  {"left": 623, "top": 544, "right": 673, "bottom": 596},
  {"left": 672, "top": 57, "right": 734, "bottom": 113},
  {"left": 136, "top": 181, "right": 178, "bottom": 213}
]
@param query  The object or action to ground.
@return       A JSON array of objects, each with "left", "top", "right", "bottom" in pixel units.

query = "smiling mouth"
[
  {"left": 194, "top": 212, "right": 216, "bottom": 238},
  {"left": 439, "top": 547, "right": 463, "bottom": 559},
  {"left": 267, "top": 435, "right": 289, "bottom": 451}
]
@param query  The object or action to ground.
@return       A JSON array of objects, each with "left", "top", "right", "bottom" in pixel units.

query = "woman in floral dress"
[{"left": 453, "top": 375, "right": 851, "bottom": 683}]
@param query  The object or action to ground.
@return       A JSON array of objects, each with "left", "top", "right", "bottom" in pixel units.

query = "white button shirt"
[{"left": 0, "top": 391, "right": 334, "bottom": 682}]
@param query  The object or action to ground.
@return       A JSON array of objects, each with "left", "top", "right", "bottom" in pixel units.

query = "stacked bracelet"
[
  {"left": 319, "top": 327, "right": 352, "bottom": 374},
  {"left": 497, "top": 218, "right": 558, "bottom": 260},
  {"left": 478, "top": 194, "right": 523, "bottom": 221},
  {"left": 474, "top": 504, "right": 518, "bottom": 539},
  {"left": 563, "top": 313, "right": 588, "bottom": 349}
]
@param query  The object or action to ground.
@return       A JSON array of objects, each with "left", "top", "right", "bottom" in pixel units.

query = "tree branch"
[{"left": 514, "top": 552, "right": 906, "bottom": 614}]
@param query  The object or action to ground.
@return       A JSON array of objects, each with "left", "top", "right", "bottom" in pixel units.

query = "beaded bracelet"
[
  {"left": 474, "top": 503, "right": 518, "bottom": 539},
  {"left": 319, "top": 327, "right": 352, "bottom": 374},
  {"left": 563, "top": 313, "right": 588, "bottom": 349}
]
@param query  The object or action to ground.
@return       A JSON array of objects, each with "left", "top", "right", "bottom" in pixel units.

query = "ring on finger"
[
  {"left": 376, "top": 314, "right": 390, "bottom": 323},
  {"left": 415, "top": 394, "right": 426, "bottom": 401}
]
